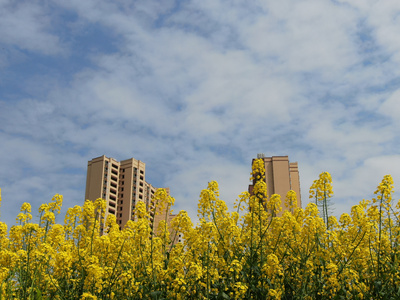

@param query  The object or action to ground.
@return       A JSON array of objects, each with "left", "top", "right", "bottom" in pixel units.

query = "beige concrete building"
[
  {"left": 249, "top": 154, "right": 301, "bottom": 215},
  {"left": 85, "top": 155, "right": 176, "bottom": 233}
]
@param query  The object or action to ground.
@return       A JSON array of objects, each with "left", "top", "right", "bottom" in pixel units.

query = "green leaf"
[{"left": 34, "top": 288, "right": 43, "bottom": 300}]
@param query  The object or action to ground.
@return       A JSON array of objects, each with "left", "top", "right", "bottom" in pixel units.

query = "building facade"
[
  {"left": 249, "top": 154, "right": 301, "bottom": 215},
  {"left": 85, "top": 155, "right": 175, "bottom": 232}
]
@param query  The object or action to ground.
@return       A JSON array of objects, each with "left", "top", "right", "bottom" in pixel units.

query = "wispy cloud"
[
  {"left": 1, "top": 0, "right": 400, "bottom": 226},
  {"left": 0, "top": 1, "right": 62, "bottom": 54}
]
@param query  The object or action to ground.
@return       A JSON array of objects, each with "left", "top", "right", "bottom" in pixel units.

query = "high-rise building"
[
  {"left": 85, "top": 155, "right": 175, "bottom": 233},
  {"left": 249, "top": 154, "right": 301, "bottom": 215}
]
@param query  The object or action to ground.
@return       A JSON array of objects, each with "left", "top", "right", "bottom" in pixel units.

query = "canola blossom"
[{"left": 1, "top": 162, "right": 400, "bottom": 299}]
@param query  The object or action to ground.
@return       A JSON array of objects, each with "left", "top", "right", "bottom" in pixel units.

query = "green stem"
[{"left": 377, "top": 191, "right": 384, "bottom": 278}]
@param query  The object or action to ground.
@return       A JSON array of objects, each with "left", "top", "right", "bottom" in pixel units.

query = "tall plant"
[{"left": 309, "top": 172, "right": 334, "bottom": 226}]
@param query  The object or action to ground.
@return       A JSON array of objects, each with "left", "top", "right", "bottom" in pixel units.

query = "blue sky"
[{"left": 1, "top": 0, "right": 400, "bottom": 226}]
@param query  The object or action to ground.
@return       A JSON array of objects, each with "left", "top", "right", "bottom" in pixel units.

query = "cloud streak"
[{"left": 1, "top": 0, "right": 400, "bottom": 226}]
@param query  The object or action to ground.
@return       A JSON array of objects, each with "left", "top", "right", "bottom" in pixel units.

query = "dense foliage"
[{"left": 1, "top": 159, "right": 400, "bottom": 299}]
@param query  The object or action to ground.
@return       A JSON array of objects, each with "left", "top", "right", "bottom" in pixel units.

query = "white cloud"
[
  {"left": 2, "top": 0, "right": 400, "bottom": 226},
  {"left": 329, "top": 155, "right": 400, "bottom": 216},
  {"left": 379, "top": 89, "right": 400, "bottom": 122},
  {"left": 0, "top": 1, "right": 62, "bottom": 54},
  {"left": 232, "top": 1, "right": 359, "bottom": 75}
]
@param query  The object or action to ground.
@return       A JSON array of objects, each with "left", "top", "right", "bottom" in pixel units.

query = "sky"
[{"left": 1, "top": 0, "right": 400, "bottom": 226}]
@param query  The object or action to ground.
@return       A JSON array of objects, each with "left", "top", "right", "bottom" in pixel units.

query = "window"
[{"left": 121, "top": 181, "right": 124, "bottom": 185}]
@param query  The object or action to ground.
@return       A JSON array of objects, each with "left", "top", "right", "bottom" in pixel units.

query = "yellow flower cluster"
[
  {"left": 309, "top": 171, "right": 334, "bottom": 225},
  {"left": 0, "top": 162, "right": 400, "bottom": 299}
]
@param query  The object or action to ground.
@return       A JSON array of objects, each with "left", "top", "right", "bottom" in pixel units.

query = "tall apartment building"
[
  {"left": 249, "top": 154, "right": 301, "bottom": 215},
  {"left": 85, "top": 155, "right": 174, "bottom": 232}
]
